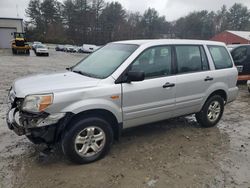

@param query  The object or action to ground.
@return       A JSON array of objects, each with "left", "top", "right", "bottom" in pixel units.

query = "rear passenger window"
[
  {"left": 208, "top": 46, "right": 233, "bottom": 69},
  {"left": 175, "top": 45, "right": 209, "bottom": 74},
  {"left": 130, "top": 46, "right": 172, "bottom": 79}
]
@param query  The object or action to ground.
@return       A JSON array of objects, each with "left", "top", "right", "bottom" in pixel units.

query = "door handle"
[
  {"left": 204, "top": 76, "right": 213, "bottom": 81},
  {"left": 163, "top": 82, "right": 175, "bottom": 88}
]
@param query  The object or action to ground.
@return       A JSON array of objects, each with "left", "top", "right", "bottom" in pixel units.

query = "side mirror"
[{"left": 126, "top": 71, "right": 145, "bottom": 83}]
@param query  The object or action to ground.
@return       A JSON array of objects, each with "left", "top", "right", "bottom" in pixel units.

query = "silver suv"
[{"left": 6, "top": 40, "right": 238, "bottom": 164}]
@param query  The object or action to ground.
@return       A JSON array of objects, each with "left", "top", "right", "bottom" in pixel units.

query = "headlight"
[{"left": 22, "top": 94, "right": 53, "bottom": 113}]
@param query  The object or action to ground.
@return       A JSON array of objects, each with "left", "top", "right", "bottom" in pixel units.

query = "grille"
[{"left": 15, "top": 40, "right": 25, "bottom": 46}]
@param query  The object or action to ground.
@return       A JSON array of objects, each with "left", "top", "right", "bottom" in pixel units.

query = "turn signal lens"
[{"left": 39, "top": 95, "right": 53, "bottom": 111}]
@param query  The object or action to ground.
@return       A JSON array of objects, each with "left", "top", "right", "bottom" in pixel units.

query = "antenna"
[{"left": 16, "top": 4, "right": 19, "bottom": 17}]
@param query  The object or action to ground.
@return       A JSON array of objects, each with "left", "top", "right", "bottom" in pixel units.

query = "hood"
[
  {"left": 13, "top": 71, "right": 100, "bottom": 98},
  {"left": 37, "top": 47, "right": 48, "bottom": 50}
]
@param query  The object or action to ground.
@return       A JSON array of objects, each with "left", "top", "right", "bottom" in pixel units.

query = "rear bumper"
[
  {"left": 238, "top": 75, "right": 250, "bottom": 81},
  {"left": 227, "top": 87, "right": 239, "bottom": 103}
]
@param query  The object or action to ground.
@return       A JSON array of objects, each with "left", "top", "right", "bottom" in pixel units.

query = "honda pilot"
[{"left": 6, "top": 40, "right": 238, "bottom": 164}]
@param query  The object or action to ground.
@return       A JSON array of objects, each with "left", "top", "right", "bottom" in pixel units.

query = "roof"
[
  {"left": 227, "top": 30, "right": 250, "bottom": 41},
  {"left": 114, "top": 39, "right": 225, "bottom": 46},
  {"left": 0, "top": 17, "right": 23, "bottom": 21}
]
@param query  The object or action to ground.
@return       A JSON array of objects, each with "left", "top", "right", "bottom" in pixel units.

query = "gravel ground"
[{"left": 0, "top": 49, "right": 249, "bottom": 188}]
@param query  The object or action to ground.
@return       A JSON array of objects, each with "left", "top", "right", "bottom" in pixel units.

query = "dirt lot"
[{"left": 0, "top": 49, "right": 249, "bottom": 188}]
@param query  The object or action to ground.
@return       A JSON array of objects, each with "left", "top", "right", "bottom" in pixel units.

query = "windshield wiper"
[{"left": 72, "top": 70, "right": 99, "bottom": 78}]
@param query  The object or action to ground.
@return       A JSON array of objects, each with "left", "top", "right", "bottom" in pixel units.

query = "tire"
[
  {"left": 12, "top": 48, "right": 17, "bottom": 54},
  {"left": 62, "top": 117, "right": 113, "bottom": 164},
  {"left": 195, "top": 95, "right": 224, "bottom": 128}
]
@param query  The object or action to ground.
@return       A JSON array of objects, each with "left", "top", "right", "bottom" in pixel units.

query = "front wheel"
[
  {"left": 195, "top": 95, "right": 224, "bottom": 128},
  {"left": 62, "top": 117, "right": 113, "bottom": 164}
]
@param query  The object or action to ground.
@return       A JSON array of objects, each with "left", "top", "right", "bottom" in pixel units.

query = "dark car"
[
  {"left": 231, "top": 45, "right": 250, "bottom": 81},
  {"left": 55, "top": 45, "right": 64, "bottom": 51}
]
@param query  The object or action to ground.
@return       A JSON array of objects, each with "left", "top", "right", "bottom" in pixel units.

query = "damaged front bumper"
[{"left": 6, "top": 107, "right": 72, "bottom": 144}]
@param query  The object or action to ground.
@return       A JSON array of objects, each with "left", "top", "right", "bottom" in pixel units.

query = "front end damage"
[{"left": 6, "top": 89, "right": 72, "bottom": 145}]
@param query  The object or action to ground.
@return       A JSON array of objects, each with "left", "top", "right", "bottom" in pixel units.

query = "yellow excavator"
[{"left": 11, "top": 32, "right": 30, "bottom": 55}]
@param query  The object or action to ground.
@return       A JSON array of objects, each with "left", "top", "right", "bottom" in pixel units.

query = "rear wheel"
[
  {"left": 62, "top": 117, "right": 113, "bottom": 164},
  {"left": 195, "top": 95, "right": 224, "bottom": 128}
]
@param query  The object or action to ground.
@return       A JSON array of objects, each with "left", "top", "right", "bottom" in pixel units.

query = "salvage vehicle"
[
  {"left": 6, "top": 40, "right": 238, "bottom": 164},
  {"left": 34, "top": 44, "right": 49, "bottom": 56},
  {"left": 11, "top": 32, "right": 30, "bottom": 55},
  {"left": 231, "top": 45, "right": 250, "bottom": 81}
]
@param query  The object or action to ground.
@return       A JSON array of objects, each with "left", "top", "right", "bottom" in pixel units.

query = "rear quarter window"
[{"left": 208, "top": 45, "right": 233, "bottom": 69}]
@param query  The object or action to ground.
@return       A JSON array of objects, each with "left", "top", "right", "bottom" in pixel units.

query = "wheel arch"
[
  {"left": 199, "top": 89, "right": 227, "bottom": 112},
  {"left": 206, "top": 89, "right": 227, "bottom": 102},
  {"left": 63, "top": 109, "right": 122, "bottom": 141}
]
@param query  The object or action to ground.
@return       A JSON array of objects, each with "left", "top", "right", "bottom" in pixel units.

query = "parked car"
[
  {"left": 227, "top": 44, "right": 240, "bottom": 52},
  {"left": 64, "top": 45, "right": 75, "bottom": 52},
  {"left": 35, "top": 44, "right": 49, "bottom": 56},
  {"left": 32, "top": 41, "right": 42, "bottom": 50},
  {"left": 6, "top": 40, "right": 238, "bottom": 164},
  {"left": 82, "top": 44, "right": 100, "bottom": 53},
  {"left": 230, "top": 44, "right": 250, "bottom": 81},
  {"left": 55, "top": 45, "right": 64, "bottom": 51}
]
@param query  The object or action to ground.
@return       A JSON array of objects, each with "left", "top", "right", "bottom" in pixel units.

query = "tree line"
[{"left": 25, "top": 0, "right": 250, "bottom": 45}]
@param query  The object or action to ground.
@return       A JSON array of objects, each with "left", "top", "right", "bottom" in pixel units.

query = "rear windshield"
[{"left": 208, "top": 46, "right": 233, "bottom": 69}]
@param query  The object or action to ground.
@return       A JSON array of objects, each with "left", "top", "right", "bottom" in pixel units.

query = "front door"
[{"left": 122, "top": 46, "right": 176, "bottom": 128}]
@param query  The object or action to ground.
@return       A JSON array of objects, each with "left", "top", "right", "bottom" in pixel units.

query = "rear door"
[{"left": 173, "top": 45, "right": 212, "bottom": 116}]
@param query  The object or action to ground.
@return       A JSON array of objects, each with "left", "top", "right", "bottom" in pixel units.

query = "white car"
[
  {"left": 32, "top": 41, "right": 42, "bottom": 50},
  {"left": 35, "top": 44, "right": 49, "bottom": 56},
  {"left": 82, "top": 44, "right": 100, "bottom": 53},
  {"left": 63, "top": 45, "right": 75, "bottom": 52}
]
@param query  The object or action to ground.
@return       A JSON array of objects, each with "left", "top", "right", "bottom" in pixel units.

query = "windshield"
[
  {"left": 72, "top": 43, "right": 138, "bottom": 78},
  {"left": 37, "top": 44, "right": 46, "bottom": 48},
  {"left": 15, "top": 33, "right": 24, "bottom": 38}
]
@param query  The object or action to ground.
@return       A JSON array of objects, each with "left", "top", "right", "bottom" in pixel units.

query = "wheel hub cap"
[
  {"left": 207, "top": 101, "right": 221, "bottom": 122},
  {"left": 74, "top": 126, "right": 106, "bottom": 157}
]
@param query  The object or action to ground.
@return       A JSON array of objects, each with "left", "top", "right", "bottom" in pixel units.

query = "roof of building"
[
  {"left": 227, "top": 30, "right": 250, "bottom": 41},
  {"left": 0, "top": 17, "right": 23, "bottom": 21}
]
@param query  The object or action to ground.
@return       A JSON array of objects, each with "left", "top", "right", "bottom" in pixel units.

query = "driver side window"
[{"left": 130, "top": 46, "right": 172, "bottom": 79}]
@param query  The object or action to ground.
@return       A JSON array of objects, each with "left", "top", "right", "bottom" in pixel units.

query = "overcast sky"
[{"left": 1, "top": 0, "right": 250, "bottom": 21}]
